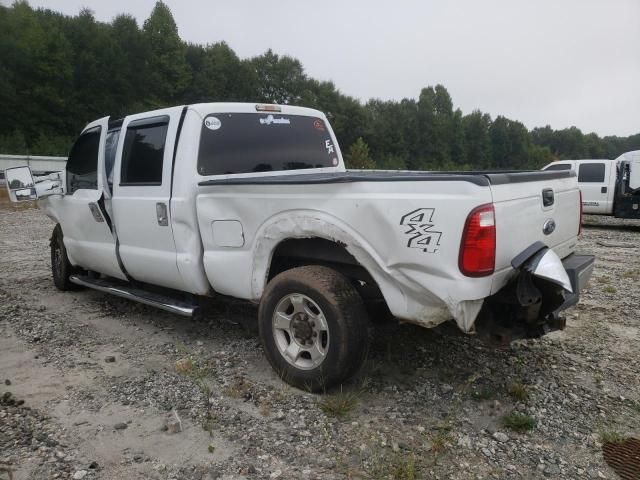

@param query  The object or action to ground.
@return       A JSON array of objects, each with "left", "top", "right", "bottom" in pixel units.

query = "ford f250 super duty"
[
  {"left": 543, "top": 151, "right": 640, "bottom": 219},
  {"left": 4, "top": 103, "right": 594, "bottom": 390}
]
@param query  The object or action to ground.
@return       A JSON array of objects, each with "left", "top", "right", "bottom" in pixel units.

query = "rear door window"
[
  {"left": 197, "top": 113, "right": 338, "bottom": 176},
  {"left": 66, "top": 126, "right": 101, "bottom": 194},
  {"left": 578, "top": 163, "right": 605, "bottom": 183},
  {"left": 120, "top": 116, "right": 169, "bottom": 185},
  {"left": 105, "top": 128, "right": 120, "bottom": 188}
]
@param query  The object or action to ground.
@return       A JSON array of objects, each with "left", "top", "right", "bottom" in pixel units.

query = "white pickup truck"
[
  {"left": 5, "top": 103, "right": 594, "bottom": 390},
  {"left": 543, "top": 151, "right": 640, "bottom": 219}
]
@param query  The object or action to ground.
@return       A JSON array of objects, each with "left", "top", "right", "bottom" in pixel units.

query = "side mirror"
[{"left": 4, "top": 166, "right": 38, "bottom": 202}]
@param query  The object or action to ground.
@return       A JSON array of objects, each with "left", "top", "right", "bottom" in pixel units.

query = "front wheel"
[
  {"left": 258, "top": 265, "right": 369, "bottom": 392},
  {"left": 50, "top": 224, "right": 79, "bottom": 291}
]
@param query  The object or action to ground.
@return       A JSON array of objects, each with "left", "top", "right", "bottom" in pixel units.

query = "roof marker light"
[{"left": 255, "top": 104, "right": 281, "bottom": 112}]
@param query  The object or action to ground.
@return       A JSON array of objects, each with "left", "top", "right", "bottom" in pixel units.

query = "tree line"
[{"left": 1, "top": 1, "right": 638, "bottom": 170}]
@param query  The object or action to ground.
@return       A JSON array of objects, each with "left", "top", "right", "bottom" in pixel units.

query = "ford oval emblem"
[{"left": 543, "top": 219, "right": 556, "bottom": 235}]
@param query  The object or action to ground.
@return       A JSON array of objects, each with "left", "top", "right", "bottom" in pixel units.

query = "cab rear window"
[{"left": 197, "top": 113, "right": 338, "bottom": 176}]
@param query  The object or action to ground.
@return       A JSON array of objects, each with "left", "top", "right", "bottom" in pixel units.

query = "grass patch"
[
  {"left": 173, "top": 343, "right": 217, "bottom": 436},
  {"left": 431, "top": 430, "right": 452, "bottom": 454},
  {"left": 603, "top": 285, "right": 617, "bottom": 294},
  {"left": 470, "top": 386, "right": 495, "bottom": 401},
  {"left": 388, "top": 453, "right": 417, "bottom": 480},
  {"left": 223, "top": 378, "right": 252, "bottom": 399},
  {"left": 621, "top": 269, "right": 639, "bottom": 279},
  {"left": 319, "top": 388, "right": 360, "bottom": 418},
  {"left": 600, "top": 429, "right": 624, "bottom": 444},
  {"left": 501, "top": 412, "right": 536, "bottom": 432},
  {"left": 508, "top": 382, "right": 529, "bottom": 402},
  {"left": 360, "top": 449, "right": 418, "bottom": 480}
]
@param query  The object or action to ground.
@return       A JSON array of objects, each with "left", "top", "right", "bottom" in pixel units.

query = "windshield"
[{"left": 197, "top": 113, "right": 339, "bottom": 176}]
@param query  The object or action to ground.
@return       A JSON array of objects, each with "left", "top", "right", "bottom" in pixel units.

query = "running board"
[{"left": 69, "top": 275, "right": 198, "bottom": 317}]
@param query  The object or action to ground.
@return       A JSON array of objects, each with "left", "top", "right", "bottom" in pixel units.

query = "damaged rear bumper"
[
  {"left": 475, "top": 242, "right": 595, "bottom": 343},
  {"left": 554, "top": 253, "right": 595, "bottom": 312}
]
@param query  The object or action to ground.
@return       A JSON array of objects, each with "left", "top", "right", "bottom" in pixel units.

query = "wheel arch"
[{"left": 250, "top": 212, "right": 405, "bottom": 314}]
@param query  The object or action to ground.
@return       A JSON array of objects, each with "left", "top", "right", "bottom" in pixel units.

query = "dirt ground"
[{"left": 1, "top": 190, "right": 639, "bottom": 480}]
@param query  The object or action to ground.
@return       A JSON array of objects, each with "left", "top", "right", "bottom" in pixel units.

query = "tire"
[
  {"left": 50, "top": 224, "right": 78, "bottom": 291},
  {"left": 258, "top": 265, "right": 369, "bottom": 392}
]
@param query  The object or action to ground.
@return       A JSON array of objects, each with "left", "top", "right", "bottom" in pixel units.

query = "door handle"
[
  {"left": 601, "top": 186, "right": 607, "bottom": 194},
  {"left": 156, "top": 202, "right": 168, "bottom": 226}
]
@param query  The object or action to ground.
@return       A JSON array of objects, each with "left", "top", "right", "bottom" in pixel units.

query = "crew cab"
[
  {"left": 543, "top": 151, "right": 640, "bottom": 218},
  {"left": 5, "top": 103, "right": 594, "bottom": 390}
]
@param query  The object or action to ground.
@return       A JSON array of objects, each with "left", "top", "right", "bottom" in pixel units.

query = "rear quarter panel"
[{"left": 195, "top": 179, "right": 494, "bottom": 329}]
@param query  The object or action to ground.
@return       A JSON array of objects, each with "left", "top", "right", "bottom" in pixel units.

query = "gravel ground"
[{"left": 1, "top": 196, "right": 639, "bottom": 480}]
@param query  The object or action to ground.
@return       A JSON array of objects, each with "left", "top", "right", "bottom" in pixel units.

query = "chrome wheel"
[{"left": 272, "top": 293, "right": 329, "bottom": 370}]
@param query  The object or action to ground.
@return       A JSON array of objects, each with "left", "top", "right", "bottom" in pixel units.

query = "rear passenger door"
[
  {"left": 111, "top": 106, "right": 186, "bottom": 291},
  {"left": 577, "top": 161, "right": 611, "bottom": 214}
]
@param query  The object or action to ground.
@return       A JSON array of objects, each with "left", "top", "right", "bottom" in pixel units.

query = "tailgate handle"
[{"left": 542, "top": 189, "right": 554, "bottom": 207}]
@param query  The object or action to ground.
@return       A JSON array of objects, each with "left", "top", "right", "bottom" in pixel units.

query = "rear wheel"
[
  {"left": 258, "top": 265, "right": 369, "bottom": 392},
  {"left": 50, "top": 224, "right": 78, "bottom": 291}
]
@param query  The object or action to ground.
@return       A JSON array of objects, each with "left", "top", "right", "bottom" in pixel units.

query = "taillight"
[
  {"left": 459, "top": 203, "right": 496, "bottom": 277},
  {"left": 578, "top": 190, "right": 583, "bottom": 235}
]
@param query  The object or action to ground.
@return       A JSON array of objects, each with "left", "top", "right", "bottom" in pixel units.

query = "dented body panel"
[{"left": 194, "top": 179, "right": 493, "bottom": 331}]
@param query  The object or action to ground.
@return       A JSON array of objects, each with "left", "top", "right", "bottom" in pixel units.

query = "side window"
[
  {"left": 120, "top": 116, "right": 169, "bottom": 185},
  {"left": 66, "top": 126, "right": 101, "bottom": 194},
  {"left": 105, "top": 128, "right": 121, "bottom": 188},
  {"left": 545, "top": 163, "right": 571, "bottom": 171},
  {"left": 578, "top": 163, "right": 605, "bottom": 183}
]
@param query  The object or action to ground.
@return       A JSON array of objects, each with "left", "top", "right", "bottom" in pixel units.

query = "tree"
[
  {"left": 185, "top": 42, "right": 252, "bottom": 103},
  {"left": 1, "top": 1, "right": 638, "bottom": 167},
  {"left": 142, "top": 1, "right": 190, "bottom": 105},
  {"left": 345, "top": 138, "right": 376, "bottom": 169},
  {"left": 249, "top": 49, "right": 307, "bottom": 104},
  {"left": 463, "top": 111, "right": 493, "bottom": 168}
]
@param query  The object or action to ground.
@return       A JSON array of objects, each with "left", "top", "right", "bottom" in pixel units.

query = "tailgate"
[{"left": 487, "top": 170, "right": 580, "bottom": 293}]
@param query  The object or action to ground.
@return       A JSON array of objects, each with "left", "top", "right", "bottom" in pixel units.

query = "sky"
[{"left": 14, "top": 0, "right": 640, "bottom": 136}]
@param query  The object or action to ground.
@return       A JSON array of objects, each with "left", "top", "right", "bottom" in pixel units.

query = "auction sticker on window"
[{"left": 204, "top": 116, "right": 222, "bottom": 130}]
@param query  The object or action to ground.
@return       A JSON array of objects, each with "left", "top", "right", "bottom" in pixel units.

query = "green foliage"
[
  {"left": 318, "top": 388, "right": 360, "bottom": 418},
  {"left": 508, "top": 382, "right": 529, "bottom": 402},
  {"left": 345, "top": 137, "right": 375, "bottom": 169},
  {"left": 1, "top": 1, "right": 638, "bottom": 165},
  {"left": 501, "top": 412, "right": 536, "bottom": 432},
  {"left": 599, "top": 429, "right": 624, "bottom": 444},
  {"left": 142, "top": 1, "right": 191, "bottom": 106}
]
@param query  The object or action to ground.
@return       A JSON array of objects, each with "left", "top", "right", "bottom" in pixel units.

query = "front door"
[
  {"left": 111, "top": 106, "right": 185, "bottom": 291},
  {"left": 53, "top": 117, "right": 125, "bottom": 279}
]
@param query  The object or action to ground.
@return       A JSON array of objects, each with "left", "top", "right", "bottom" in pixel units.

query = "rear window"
[
  {"left": 545, "top": 163, "right": 571, "bottom": 171},
  {"left": 197, "top": 113, "right": 338, "bottom": 176},
  {"left": 578, "top": 163, "right": 605, "bottom": 183}
]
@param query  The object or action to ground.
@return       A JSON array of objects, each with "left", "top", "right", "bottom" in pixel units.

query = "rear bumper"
[
  {"left": 554, "top": 253, "right": 595, "bottom": 313},
  {"left": 475, "top": 249, "right": 595, "bottom": 343}
]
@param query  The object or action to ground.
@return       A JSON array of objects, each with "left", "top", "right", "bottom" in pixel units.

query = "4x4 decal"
[{"left": 400, "top": 208, "right": 442, "bottom": 253}]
